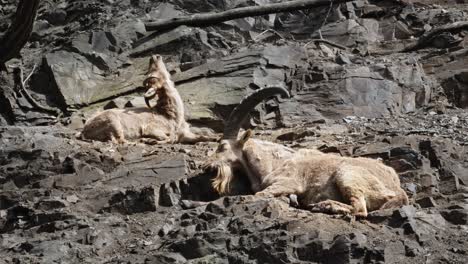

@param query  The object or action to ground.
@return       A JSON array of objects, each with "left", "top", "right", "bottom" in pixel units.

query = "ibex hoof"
[{"left": 307, "top": 200, "right": 352, "bottom": 215}]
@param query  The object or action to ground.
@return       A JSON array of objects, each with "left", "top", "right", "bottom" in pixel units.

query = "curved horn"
[
  {"left": 144, "top": 87, "right": 157, "bottom": 108},
  {"left": 223, "top": 86, "right": 290, "bottom": 139},
  {"left": 145, "top": 97, "right": 152, "bottom": 108}
]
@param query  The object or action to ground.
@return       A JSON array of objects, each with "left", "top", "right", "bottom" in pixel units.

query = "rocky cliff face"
[{"left": 1, "top": 0, "right": 468, "bottom": 263}]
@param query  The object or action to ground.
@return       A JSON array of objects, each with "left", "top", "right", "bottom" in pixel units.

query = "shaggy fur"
[
  {"left": 79, "top": 55, "right": 217, "bottom": 144},
  {"left": 206, "top": 130, "right": 409, "bottom": 217}
]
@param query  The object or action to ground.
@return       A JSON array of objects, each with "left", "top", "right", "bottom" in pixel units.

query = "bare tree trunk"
[
  {"left": 145, "top": 0, "right": 352, "bottom": 31},
  {"left": 0, "top": 0, "right": 41, "bottom": 71}
]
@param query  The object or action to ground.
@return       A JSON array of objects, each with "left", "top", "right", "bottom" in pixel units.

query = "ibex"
[
  {"left": 79, "top": 55, "right": 217, "bottom": 144},
  {"left": 204, "top": 87, "right": 409, "bottom": 217}
]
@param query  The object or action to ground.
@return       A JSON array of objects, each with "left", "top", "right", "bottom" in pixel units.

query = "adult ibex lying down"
[
  {"left": 79, "top": 55, "right": 217, "bottom": 144},
  {"left": 204, "top": 87, "right": 409, "bottom": 217}
]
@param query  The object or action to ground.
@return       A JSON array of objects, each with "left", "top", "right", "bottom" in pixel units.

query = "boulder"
[
  {"left": 106, "top": 186, "right": 159, "bottom": 214},
  {"left": 44, "top": 50, "right": 147, "bottom": 109},
  {"left": 281, "top": 59, "right": 432, "bottom": 125},
  {"left": 173, "top": 44, "right": 306, "bottom": 128},
  {"left": 441, "top": 71, "right": 468, "bottom": 108}
]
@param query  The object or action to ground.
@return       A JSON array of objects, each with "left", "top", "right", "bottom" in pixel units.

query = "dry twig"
[
  {"left": 252, "top": 29, "right": 285, "bottom": 42},
  {"left": 307, "top": 38, "right": 348, "bottom": 50},
  {"left": 14, "top": 63, "right": 60, "bottom": 116}
]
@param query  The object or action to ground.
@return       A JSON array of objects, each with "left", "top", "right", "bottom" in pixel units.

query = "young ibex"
[
  {"left": 79, "top": 55, "right": 217, "bottom": 144},
  {"left": 204, "top": 87, "right": 409, "bottom": 217}
]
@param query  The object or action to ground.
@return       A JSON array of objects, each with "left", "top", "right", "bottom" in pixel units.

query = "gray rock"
[
  {"left": 170, "top": 237, "right": 221, "bottom": 259},
  {"left": 441, "top": 71, "right": 468, "bottom": 108},
  {"left": 131, "top": 26, "right": 209, "bottom": 57},
  {"left": 441, "top": 209, "right": 468, "bottom": 225},
  {"left": 65, "top": 195, "right": 80, "bottom": 204},
  {"left": 43, "top": 8, "right": 67, "bottom": 26},
  {"left": 327, "top": 235, "right": 352, "bottom": 264},
  {"left": 415, "top": 197, "right": 438, "bottom": 208},
  {"left": 107, "top": 186, "right": 159, "bottom": 214},
  {"left": 158, "top": 219, "right": 175, "bottom": 236},
  {"left": 402, "top": 211, "right": 447, "bottom": 242},
  {"left": 281, "top": 58, "right": 433, "bottom": 126},
  {"left": 55, "top": 158, "right": 106, "bottom": 188},
  {"left": 28, "top": 240, "right": 72, "bottom": 263},
  {"left": 276, "top": 128, "right": 315, "bottom": 141},
  {"left": 44, "top": 50, "right": 147, "bottom": 109},
  {"left": 124, "top": 97, "right": 147, "bottom": 108},
  {"left": 394, "top": 205, "right": 417, "bottom": 221},
  {"left": 404, "top": 239, "right": 423, "bottom": 257},
  {"left": 34, "top": 198, "right": 68, "bottom": 211},
  {"left": 146, "top": 252, "right": 187, "bottom": 264},
  {"left": 318, "top": 19, "right": 381, "bottom": 48},
  {"left": 379, "top": 17, "right": 414, "bottom": 41},
  {"left": 174, "top": 44, "right": 305, "bottom": 127},
  {"left": 105, "top": 153, "right": 187, "bottom": 189},
  {"left": 159, "top": 181, "right": 183, "bottom": 207},
  {"left": 2, "top": 1, "right": 468, "bottom": 263},
  {"left": 103, "top": 98, "right": 130, "bottom": 110},
  {"left": 336, "top": 53, "right": 352, "bottom": 65}
]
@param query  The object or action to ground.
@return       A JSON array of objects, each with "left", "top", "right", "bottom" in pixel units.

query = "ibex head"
[
  {"left": 144, "top": 54, "right": 170, "bottom": 108},
  {"left": 204, "top": 87, "right": 290, "bottom": 195}
]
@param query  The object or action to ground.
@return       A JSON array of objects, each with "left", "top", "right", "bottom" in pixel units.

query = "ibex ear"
[{"left": 238, "top": 129, "right": 252, "bottom": 146}]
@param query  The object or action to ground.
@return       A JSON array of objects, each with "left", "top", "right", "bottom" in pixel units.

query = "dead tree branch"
[
  {"left": 403, "top": 21, "right": 468, "bottom": 52},
  {"left": 252, "top": 29, "right": 285, "bottom": 41},
  {"left": 13, "top": 64, "right": 60, "bottom": 116},
  {"left": 309, "top": 39, "right": 348, "bottom": 50},
  {"left": 0, "top": 0, "right": 40, "bottom": 71},
  {"left": 145, "top": 0, "right": 353, "bottom": 31}
]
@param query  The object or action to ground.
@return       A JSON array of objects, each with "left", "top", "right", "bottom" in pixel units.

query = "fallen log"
[
  {"left": 0, "top": 0, "right": 40, "bottom": 71},
  {"left": 145, "top": 0, "right": 353, "bottom": 32},
  {"left": 403, "top": 21, "right": 468, "bottom": 52}
]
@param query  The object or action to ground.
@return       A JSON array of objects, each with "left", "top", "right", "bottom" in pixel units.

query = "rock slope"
[{"left": 1, "top": 0, "right": 468, "bottom": 263}]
